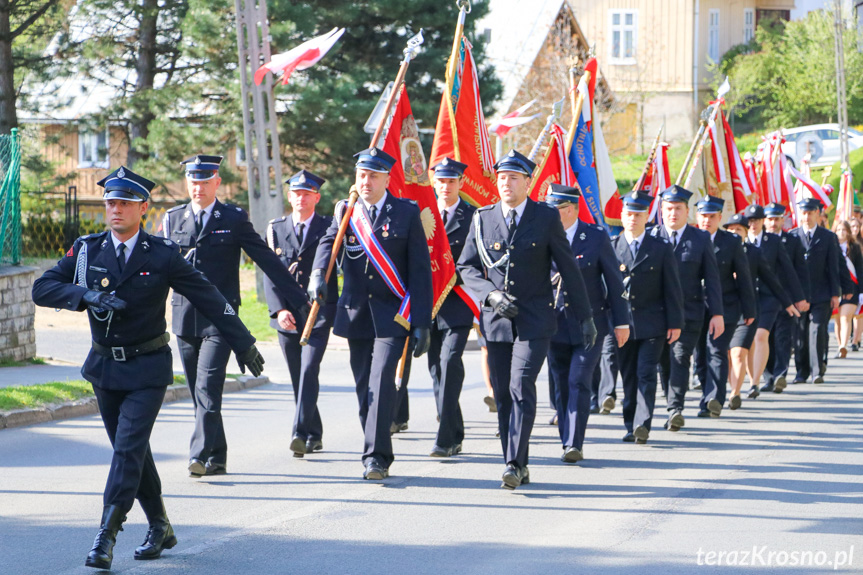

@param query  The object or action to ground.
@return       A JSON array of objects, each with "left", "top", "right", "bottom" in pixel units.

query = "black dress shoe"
[
  {"left": 548, "top": 414, "right": 558, "bottom": 426},
  {"left": 812, "top": 376, "right": 824, "bottom": 384},
  {"left": 134, "top": 498, "right": 176, "bottom": 561},
  {"left": 760, "top": 382, "right": 774, "bottom": 392},
  {"left": 561, "top": 447, "right": 583, "bottom": 463},
  {"left": 690, "top": 383, "right": 703, "bottom": 391},
  {"left": 633, "top": 425, "right": 649, "bottom": 444},
  {"left": 290, "top": 435, "right": 307, "bottom": 458},
  {"left": 589, "top": 405, "right": 600, "bottom": 414},
  {"left": 852, "top": 343, "right": 859, "bottom": 352},
  {"left": 729, "top": 395, "right": 742, "bottom": 410},
  {"left": 85, "top": 505, "right": 126, "bottom": 569},
  {"left": 697, "top": 409, "right": 711, "bottom": 418},
  {"left": 188, "top": 459, "right": 206, "bottom": 477},
  {"left": 747, "top": 387, "right": 760, "bottom": 399},
  {"left": 204, "top": 462, "right": 226, "bottom": 476},
  {"left": 622, "top": 432, "right": 635, "bottom": 443},
  {"left": 306, "top": 439, "right": 323, "bottom": 453},
  {"left": 501, "top": 464, "right": 525, "bottom": 489},
  {"left": 363, "top": 461, "right": 388, "bottom": 480},
  {"left": 792, "top": 377, "right": 807, "bottom": 384}
]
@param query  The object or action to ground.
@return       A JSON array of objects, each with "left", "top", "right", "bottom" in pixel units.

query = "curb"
[{"left": 0, "top": 375, "right": 270, "bottom": 431}]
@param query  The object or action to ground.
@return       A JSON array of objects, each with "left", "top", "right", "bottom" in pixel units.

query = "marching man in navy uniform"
[
  {"left": 308, "top": 147, "right": 432, "bottom": 480},
  {"left": 693, "top": 196, "right": 756, "bottom": 416},
  {"left": 33, "top": 167, "right": 265, "bottom": 570},
  {"left": 545, "top": 184, "right": 629, "bottom": 463},
  {"left": 458, "top": 150, "right": 594, "bottom": 489},
  {"left": 763, "top": 202, "right": 809, "bottom": 392},
  {"left": 651, "top": 185, "right": 724, "bottom": 429},
  {"left": 264, "top": 169, "right": 338, "bottom": 457},
  {"left": 793, "top": 197, "right": 845, "bottom": 383},
  {"left": 612, "top": 190, "right": 684, "bottom": 444},
  {"left": 161, "top": 154, "right": 308, "bottom": 478},
  {"left": 427, "top": 157, "right": 477, "bottom": 457}
]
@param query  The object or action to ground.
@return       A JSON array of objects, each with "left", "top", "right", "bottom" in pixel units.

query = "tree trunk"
[
  {"left": 127, "top": 0, "right": 159, "bottom": 167},
  {"left": 0, "top": 2, "right": 18, "bottom": 134}
]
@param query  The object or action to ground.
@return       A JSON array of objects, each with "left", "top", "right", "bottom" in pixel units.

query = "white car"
[{"left": 781, "top": 124, "right": 863, "bottom": 167}]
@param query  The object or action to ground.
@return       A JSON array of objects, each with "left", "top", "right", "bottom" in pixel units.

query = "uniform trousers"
[
  {"left": 547, "top": 330, "right": 604, "bottom": 451},
  {"left": 485, "top": 337, "right": 550, "bottom": 469},
  {"left": 277, "top": 328, "right": 328, "bottom": 442},
  {"left": 795, "top": 302, "right": 831, "bottom": 381},
  {"left": 428, "top": 325, "right": 471, "bottom": 448},
  {"left": 659, "top": 320, "right": 704, "bottom": 413},
  {"left": 93, "top": 384, "right": 166, "bottom": 516},
  {"left": 619, "top": 337, "right": 665, "bottom": 432},
  {"left": 177, "top": 334, "right": 232, "bottom": 465},
  {"left": 348, "top": 337, "right": 406, "bottom": 468},
  {"left": 596, "top": 323, "right": 620, "bottom": 403},
  {"left": 694, "top": 306, "right": 738, "bottom": 411},
  {"left": 766, "top": 310, "right": 795, "bottom": 385}
]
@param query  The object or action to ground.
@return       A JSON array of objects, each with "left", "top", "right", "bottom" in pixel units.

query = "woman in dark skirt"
[
  {"left": 724, "top": 214, "right": 797, "bottom": 409},
  {"left": 833, "top": 220, "right": 863, "bottom": 357}
]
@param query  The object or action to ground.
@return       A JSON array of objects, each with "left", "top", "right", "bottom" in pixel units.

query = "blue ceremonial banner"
[{"left": 568, "top": 116, "right": 605, "bottom": 226}]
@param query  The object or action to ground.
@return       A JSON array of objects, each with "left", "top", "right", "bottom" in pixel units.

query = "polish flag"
[
  {"left": 787, "top": 164, "right": 833, "bottom": 208},
  {"left": 254, "top": 28, "right": 345, "bottom": 86},
  {"left": 488, "top": 100, "right": 539, "bottom": 137}
]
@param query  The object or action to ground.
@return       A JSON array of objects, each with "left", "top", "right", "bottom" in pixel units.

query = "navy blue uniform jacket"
[
  {"left": 458, "top": 198, "right": 592, "bottom": 343},
  {"left": 552, "top": 222, "right": 629, "bottom": 346},
  {"left": 162, "top": 199, "right": 307, "bottom": 338},
  {"left": 435, "top": 199, "right": 478, "bottom": 330},
  {"left": 263, "top": 213, "right": 338, "bottom": 333},
  {"left": 712, "top": 229, "right": 757, "bottom": 320},
  {"left": 652, "top": 225, "right": 724, "bottom": 322},
  {"left": 32, "top": 230, "right": 256, "bottom": 391},
  {"left": 612, "top": 233, "right": 685, "bottom": 340},
  {"left": 793, "top": 226, "right": 842, "bottom": 305},
  {"left": 313, "top": 192, "right": 433, "bottom": 339}
]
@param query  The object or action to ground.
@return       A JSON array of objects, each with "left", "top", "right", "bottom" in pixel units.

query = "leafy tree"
[
  {"left": 717, "top": 9, "right": 863, "bottom": 129},
  {"left": 0, "top": 0, "right": 64, "bottom": 134}
]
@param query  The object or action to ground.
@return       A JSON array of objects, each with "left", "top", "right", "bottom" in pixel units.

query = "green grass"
[
  {"left": 0, "top": 380, "right": 93, "bottom": 411},
  {"left": 611, "top": 143, "right": 693, "bottom": 193},
  {"left": 239, "top": 290, "right": 277, "bottom": 342},
  {"left": 0, "top": 357, "right": 46, "bottom": 368}
]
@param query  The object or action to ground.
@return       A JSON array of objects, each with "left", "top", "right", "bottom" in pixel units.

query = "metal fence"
[
  {"left": 21, "top": 194, "right": 173, "bottom": 260},
  {"left": 0, "top": 129, "right": 22, "bottom": 265}
]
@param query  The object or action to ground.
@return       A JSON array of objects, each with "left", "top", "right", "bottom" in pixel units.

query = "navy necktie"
[{"left": 117, "top": 243, "right": 126, "bottom": 273}]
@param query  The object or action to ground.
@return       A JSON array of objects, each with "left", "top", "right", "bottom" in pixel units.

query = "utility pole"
[
  {"left": 834, "top": 0, "right": 851, "bottom": 171},
  {"left": 235, "top": 0, "right": 284, "bottom": 299}
]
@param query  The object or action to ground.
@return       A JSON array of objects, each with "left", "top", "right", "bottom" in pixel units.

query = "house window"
[
  {"left": 743, "top": 8, "right": 755, "bottom": 43},
  {"left": 708, "top": 9, "right": 720, "bottom": 63},
  {"left": 78, "top": 128, "right": 109, "bottom": 169},
  {"left": 609, "top": 10, "right": 637, "bottom": 64}
]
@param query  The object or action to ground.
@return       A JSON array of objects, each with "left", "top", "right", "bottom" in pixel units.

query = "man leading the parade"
[
  {"left": 32, "top": 167, "right": 265, "bottom": 570},
  {"left": 458, "top": 150, "right": 594, "bottom": 489}
]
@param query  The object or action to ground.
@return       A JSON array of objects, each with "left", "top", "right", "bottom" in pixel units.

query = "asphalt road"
[{"left": 1, "top": 311, "right": 862, "bottom": 574}]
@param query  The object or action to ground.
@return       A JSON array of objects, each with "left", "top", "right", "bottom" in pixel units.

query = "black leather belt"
[{"left": 92, "top": 333, "right": 171, "bottom": 362}]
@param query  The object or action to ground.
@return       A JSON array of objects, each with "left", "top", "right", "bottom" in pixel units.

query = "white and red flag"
[
  {"left": 254, "top": 27, "right": 345, "bottom": 86},
  {"left": 488, "top": 100, "right": 539, "bottom": 137}
]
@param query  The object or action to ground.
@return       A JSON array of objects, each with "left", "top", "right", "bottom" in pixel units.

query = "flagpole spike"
[{"left": 403, "top": 29, "right": 424, "bottom": 64}]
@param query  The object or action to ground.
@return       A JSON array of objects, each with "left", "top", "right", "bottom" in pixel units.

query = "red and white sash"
[{"left": 349, "top": 205, "right": 411, "bottom": 329}]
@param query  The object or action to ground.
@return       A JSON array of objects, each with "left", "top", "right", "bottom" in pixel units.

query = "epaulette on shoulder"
[
  {"left": 222, "top": 202, "right": 245, "bottom": 213},
  {"left": 156, "top": 237, "right": 177, "bottom": 248},
  {"left": 166, "top": 205, "right": 185, "bottom": 213},
  {"left": 79, "top": 231, "right": 108, "bottom": 242},
  {"left": 269, "top": 216, "right": 287, "bottom": 224},
  {"left": 477, "top": 204, "right": 496, "bottom": 212}
]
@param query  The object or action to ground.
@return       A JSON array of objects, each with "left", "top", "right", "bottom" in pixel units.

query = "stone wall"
[{"left": 0, "top": 266, "right": 37, "bottom": 362}]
